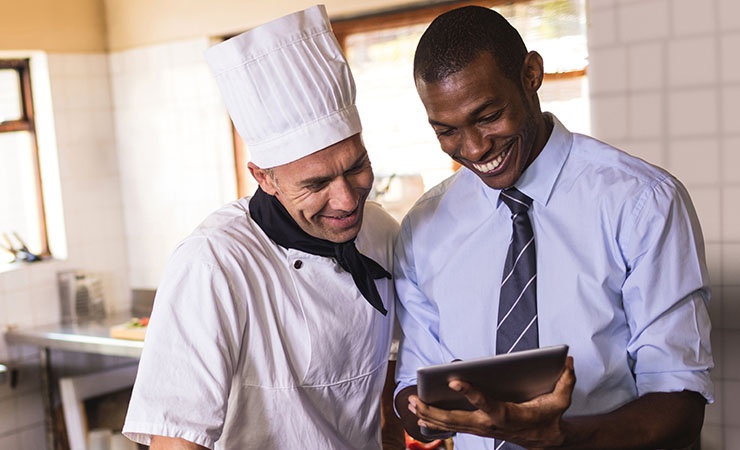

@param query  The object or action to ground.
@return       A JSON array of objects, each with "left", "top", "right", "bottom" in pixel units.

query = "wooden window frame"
[
  {"left": 331, "top": 0, "right": 509, "bottom": 47},
  {"left": 331, "top": 0, "right": 587, "bottom": 80},
  {"left": 0, "top": 58, "right": 50, "bottom": 257}
]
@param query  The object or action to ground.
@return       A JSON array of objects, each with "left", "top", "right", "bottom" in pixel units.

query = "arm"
[
  {"left": 381, "top": 360, "right": 406, "bottom": 450},
  {"left": 150, "top": 436, "right": 209, "bottom": 450},
  {"left": 553, "top": 390, "right": 705, "bottom": 450},
  {"left": 123, "top": 254, "right": 241, "bottom": 449}
]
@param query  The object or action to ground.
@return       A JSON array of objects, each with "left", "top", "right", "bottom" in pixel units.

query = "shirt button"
[{"left": 293, "top": 260, "right": 303, "bottom": 269}]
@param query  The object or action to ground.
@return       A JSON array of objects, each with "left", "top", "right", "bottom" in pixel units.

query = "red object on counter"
[{"left": 405, "top": 431, "right": 443, "bottom": 449}]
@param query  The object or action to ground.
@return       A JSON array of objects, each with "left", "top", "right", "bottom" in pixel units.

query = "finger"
[
  {"left": 449, "top": 380, "right": 493, "bottom": 411},
  {"left": 413, "top": 399, "right": 473, "bottom": 431},
  {"left": 552, "top": 357, "right": 576, "bottom": 407},
  {"left": 408, "top": 395, "right": 419, "bottom": 415},
  {"left": 417, "top": 417, "right": 454, "bottom": 432}
]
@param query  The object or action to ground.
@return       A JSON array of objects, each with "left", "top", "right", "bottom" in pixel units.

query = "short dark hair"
[{"left": 413, "top": 6, "right": 528, "bottom": 84}]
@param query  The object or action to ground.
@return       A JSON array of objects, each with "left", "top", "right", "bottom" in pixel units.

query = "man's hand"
[{"left": 409, "top": 357, "right": 576, "bottom": 448}]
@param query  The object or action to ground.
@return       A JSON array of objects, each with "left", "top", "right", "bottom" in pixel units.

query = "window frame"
[
  {"left": 0, "top": 58, "right": 50, "bottom": 257},
  {"left": 331, "top": 0, "right": 587, "bottom": 80},
  {"left": 331, "top": 0, "right": 507, "bottom": 45}
]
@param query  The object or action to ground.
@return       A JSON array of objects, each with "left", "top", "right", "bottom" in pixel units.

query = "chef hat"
[{"left": 205, "top": 4, "right": 361, "bottom": 168}]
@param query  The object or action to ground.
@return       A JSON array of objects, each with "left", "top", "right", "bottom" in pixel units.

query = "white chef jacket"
[{"left": 123, "top": 198, "right": 399, "bottom": 449}]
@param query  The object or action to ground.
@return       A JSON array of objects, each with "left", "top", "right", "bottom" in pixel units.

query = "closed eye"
[
  {"left": 435, "top": 127, "right": 456, "bottom": 138},
  {"left": 305, "top": 180, "right": 329, "bottom": 192},
  {"left": 346, "top": 155, "right": 371, "bottom": 174},
  {"left": 478, "top": 110, "right": 503, "bottom": 124}
]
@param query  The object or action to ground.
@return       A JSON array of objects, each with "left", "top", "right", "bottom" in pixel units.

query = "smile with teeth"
[
  {"left": 324, "top": 206, "right": 359, "bottom": 224},
  {"left": 472, "top": 146, "right": 510, "bottom": 173}
]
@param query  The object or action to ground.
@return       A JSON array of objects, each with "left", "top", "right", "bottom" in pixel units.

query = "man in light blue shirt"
[{"left": 393, "top": 6, "right": 713, "bottom": 450}]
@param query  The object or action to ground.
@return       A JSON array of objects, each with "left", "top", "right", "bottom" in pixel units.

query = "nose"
[
  {"left": 328, "top": 176, "right": 359, "bottom": 212},
  {"left": 459, "top": 129, "right": 489, "bottom": 162}
]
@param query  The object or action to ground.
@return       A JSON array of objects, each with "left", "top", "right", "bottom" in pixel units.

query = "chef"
[{"left": 123, "top": 5, "right": 403, "bottom": 449}]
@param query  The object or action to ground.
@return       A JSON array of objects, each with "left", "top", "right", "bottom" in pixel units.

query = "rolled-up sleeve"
[{"left": 622, "top": 176, "right": 714, "bottom": 402}]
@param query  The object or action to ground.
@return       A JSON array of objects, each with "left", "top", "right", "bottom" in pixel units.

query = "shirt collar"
[{"left": 506, "top": 112, "right": 573, "bottom": 207}]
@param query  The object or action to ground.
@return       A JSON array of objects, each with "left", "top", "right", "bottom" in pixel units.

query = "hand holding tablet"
[{"left": 415, "top": 345, "right": 569, "bottom": 438}]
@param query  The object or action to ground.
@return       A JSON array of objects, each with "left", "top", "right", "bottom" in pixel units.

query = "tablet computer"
[{"left": 417, "top": 344, "right": 569, "bottom": 412}]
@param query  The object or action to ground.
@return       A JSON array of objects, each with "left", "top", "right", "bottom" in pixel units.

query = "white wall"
[{"left": 587, "top": 0, "right": 740, "bottom": 448}]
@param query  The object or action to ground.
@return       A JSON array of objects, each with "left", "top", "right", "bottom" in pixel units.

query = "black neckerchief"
[{"left": 249, "top": 187, "right": 390, "bottom": 315}]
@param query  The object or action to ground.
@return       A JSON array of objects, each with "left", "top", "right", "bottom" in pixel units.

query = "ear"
[
  {"left": 248, "top": 162, "right": 279, "bottom": 196},
  {"left": 521, "top": 51, "right": 544, "bottom": 93}
]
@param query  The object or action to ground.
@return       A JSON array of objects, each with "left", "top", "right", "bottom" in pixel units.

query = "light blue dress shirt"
[{"left": 394, "top": 114, "right": 714, "bottom": 450}]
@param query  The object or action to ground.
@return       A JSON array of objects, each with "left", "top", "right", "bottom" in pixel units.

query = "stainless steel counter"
[
  {"left": 5, "top": 313, "right": 144, "bottom": 358},
  {"left": 4, "top": 313, "right": 143, "bottom": 450}
]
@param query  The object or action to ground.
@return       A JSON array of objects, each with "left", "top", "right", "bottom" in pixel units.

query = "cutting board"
[{"left": 109, "top": 321, "right": 148, "bottom": 341}]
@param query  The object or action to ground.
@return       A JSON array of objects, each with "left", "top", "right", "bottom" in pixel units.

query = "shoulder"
[
  {"left": 169, "top": 197, "right": 267, "bottom": 266},
  {"left": 568, "top": 133, "right": 671, "bottom": 187},
  {"left": 563, "top": 134, "right": 694, "bottom": 228},
  {"left": 401, "top": 169, "right": 482, "bottom": 235},
  {"left": 404, "top": 169, "right": 469, "bottom": 219},
  {"left": 361, "top": 201, "right": 400, "bottom": 241},
  {"left": 364, "top": 200, "right": 400, "bottom": 229},
  {"left": 356, "top": 201, "right": 400, "bottom": 269}
]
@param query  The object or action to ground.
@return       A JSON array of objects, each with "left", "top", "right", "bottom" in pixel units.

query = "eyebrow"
[
  {"left": 300, "top": 153, "right": 369, "bottom": 187},
  {"left": 428, "top": 100, "right": 501, "bottom": 128}
]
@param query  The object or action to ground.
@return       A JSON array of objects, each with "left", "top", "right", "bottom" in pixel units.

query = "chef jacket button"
[{"left": 293, "top": 260, "right": 303, "bottom": 269}]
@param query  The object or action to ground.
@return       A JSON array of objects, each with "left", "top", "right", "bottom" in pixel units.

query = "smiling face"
[
  {"left": 416, "top": 51, "right": 550, "bottom": 190},
  {"left": 249, "top": 134, "right": 374, "bottom": 243}
]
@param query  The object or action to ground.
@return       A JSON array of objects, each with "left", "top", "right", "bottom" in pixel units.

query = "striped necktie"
[{"left": 495, "top": 188, "right": 538, "bottom": 450}]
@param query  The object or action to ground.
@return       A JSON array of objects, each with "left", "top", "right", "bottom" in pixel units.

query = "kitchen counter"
[
  {"left": 4, "top": 313, "right": 143, "bottom": 450},
  {"left": 5, "top": 313, "right": 144, "bottom": 358}
]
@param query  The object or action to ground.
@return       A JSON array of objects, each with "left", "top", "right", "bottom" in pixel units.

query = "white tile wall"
[
  {"left": 668, "top": 37, "right": 716, "bottom": 87},
  {"left": 589, "top": 95, "right": 628, "bottom": 141},
  {"left": 668, "top": 138, "right": 720, "bottom": 185},
  {"left": 720, "top": 33, "right": 740, "bottom": 83},
  {"left": 589, "top": 1, "right": 740, "bottom": 447},
  {"left": 722, "top": 86, "right": 740, "bottom": 135},
  {"left": 588, "top": 47, "right": 628, "bottom": 94},
  {"left": 618, "top": 0, "right": 670, "bottom": 43},
  {"left": 718, "top": 0, "right": 740, "bottom": 31},
  {"left": 672, "top": 0, "right": 716, "bottom": 36},
  {"left": 0, "top": 52, "right": 130, "bottom": 448},
  {"left": 668, "top": 88, "right": 719, "bottom": 136},
  {"left": 726, "top": 286, "right": 740, "bottom": 331},
  {"left": 724, "top": 137, "right": 740, "bottom": 184},
  {"left": 627, "top": 92, "right": 663, "bottom": 138},
  {"left": 109, "top": 38, "right": 237, "bottom": 288},
  {"left": 627, "top": 42, "right": 664, "bottom": 90},
  {"left": 687, "top": 187, "right": 721, "bottom": 243}
]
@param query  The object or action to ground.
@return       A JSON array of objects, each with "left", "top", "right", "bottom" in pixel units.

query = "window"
[
  {"left": 332, "top": 0, "right": 588, "bottom": 220},
  {"left": 0, "top": 58, "right": 47, "bottom": 264}
]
